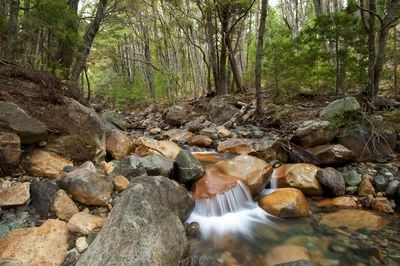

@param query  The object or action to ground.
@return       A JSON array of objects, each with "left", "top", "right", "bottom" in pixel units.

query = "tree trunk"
[
  {"left": 218, "top": 10, "right": 229, "bottom": 95},
  {"left": 226, "top": 33, "right": 245, "bottom": 93},
  {"left": 394, "top": 26, "right": 398, "bottom": 99},
  {"left": 366, "top": 0, "right": 377, "bottom": 97},
  {"left": 4, "top": 0, "right": 20, "bottom": 61}
]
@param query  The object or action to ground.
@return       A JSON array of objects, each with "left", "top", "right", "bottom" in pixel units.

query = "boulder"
[
  {"left": 24, "top": 150, "right": 73, "bottom": 179},
  {"left": 111, "top": 155, "right": 146, "bottom": 179},
  {"left": 76, "top": 176, "right": 194, "bottom": 266},
  {"left": 320, "top": 209, "right": 387, "bottom": 230},
  {"left": 166, "top": 106, "right": 188, "bottom": 126},
  {"left": 293, "top": 120, "right": 338, "bottom": 148},
  {"left": 140, "top": 155, "right": 174, "bottom": 177},
  {"left": 106, "top": 129, "right": 132, "bottom": 159},
  {"left": 199, "top": 127, "right": 218, "bottom": 139},
  {"left": 386, "top": 180, "right": 400, "bottom": 197},
  {"left": 0, "top": 219, "right": 69, "bottom": 266},
  {"left": 264, "top": 245, "right": 311, "bottom": 266},
  {"left": 137, "top": 137, "right": 181, "bottom": 159},
  {"left": 188, "top": 135, "right": 213, "bottom": 147},
  {"left": 308, "top": 144, "right": 354, "bottom": 165},
  {"left": 113, "top": 175, "right": 130, "bottom": 192},
  {"left": 0, "top": 101, "right": 47, "bottom": 144},
  {"left": 319, "top": 97, "right": 361, "bottom": 119},
  {"left": 373, "top": 175, "right": 388, "bottom": 191},
  {"left": 175, "top": 150, "right": 205, "bottom": 185},
  {"left": 217, "top": 138, "right": 256, "bottom": 154},
  {"left": 163, "top": 129, "right": 193, "bottom": 144},
  {"left": 60, "top": 163, "right": 112, "bottom": 206},
  {"left": 0, "top": 132, "right": 21, "bottom": 168},
  {"left": 67, "top": 212, "right": 105, "bottom": 235},
  {"left": 343, "top": 170, "right": 362, "bottom": 186},
  {"left": 358, "top": 177, "right": 376, "bottom": 197},
  {"left": 100, "top": 110, "right": 130, "bottom": 131},
  {"left": 258, "top": 188, "right": 309, "bottom": 217},
  {"left": 316, "top": 197, "right": 357, "bottom": 209},
  {"left": 316, "top": 167, "right": 345, "bottom": 196},
  {"left": 29, "top": 181, "right": 59, "bottom": 219},
  {"left": 208, "top": 96, "right": 239, "bottom": 124},
  {"left": 0, "top": 182, "right": 30, "bottom": 207},
  {"left": 370, "top": 197, "right": 394, "bottom": 213},
  {"left": 52, "top": 189, "right": 79, "bottom": 221}
]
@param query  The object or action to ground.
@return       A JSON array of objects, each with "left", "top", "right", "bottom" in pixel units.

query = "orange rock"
[
  {"left": 67, "top": 212, "right": 105, "bottom": 235},
  {"left": 137, "top": 137, "right": 181, "bottom": 159},
  {"left": 264, "top": 245, "right": 311, "bottom": 266},
  {"left": 316, "top": 197, "right": 357, "bottom": 209},
  {"left": 358, "top": 177, "right": 376, "bottom": 197},
  {"left": 188, "top": 135, "right": 213, "bottom": 147},
  {"left": 259, "top": 188, "right": 309, "bottom": 217},
  {"left": 192, "top": 152, "right": 221, "bottom": 163},
  {"left": 114, "top": 175, "right": 130, "bottom": 192},
  {"left": 371, "top": 197, "right": 394, "bottom": 213},
  {"left": 106, "top": 129, "right": 133, "bottom": 160},
  {"left": 320, "top": 210, "right": 387, "bottom": 230},
  {"left": 24, "top": 150, "right": 72, "bottom": 179}
]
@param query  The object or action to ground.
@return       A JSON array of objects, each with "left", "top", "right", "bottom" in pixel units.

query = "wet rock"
[
  {"left": 60, "top": 163, "right": 112, "bottom": 206},
  {"left": 52, "top": 189, "right": 79, "bottom": 221},
  {"left": 29, "top": 181, "right": 59, "bottom": 219},
  {"left": 386, "top": 180, "right": 400, "bottom": 197},
  {"left": 371, "top": 197, "right": 394, "bottom": 213},
  {"left": 0, "top": 101, "right": 47, "bottom": 144},
  {"left": 208, "top": 96, "right": 239, "bottom": 124},
  {"left": 24, "top": 150, "right": 73, "bottom": 179},
  {"left": 264, "top": 245, "right": 311, "bottom": 266},
  {"left": 75, "top": 237, "right": 88, "bottom": 253},
  {"left": 294, "top": 120, "right": 338, "bottom": 148},
  {"left": 278, "top": 164, "right": 323, "bottom": 196},
  {"left": 111, "top": 155, "right": 146, "bottom": 179},
  {"left": 0, "top": 182, "right": 30, "bottom": 207},
  {"left": 67, "top": 212, "right": 105, "bottom": 235},
  {"left": 175, "top": 150, "right": 205, "bottom": 185},
  {"left": 106, "top": 129, "right": 132, "bottom": 160},
  {"left": 316, "top": 197, "right": 357, "bottom": 209},
  {"left": 217, "top": 138, "right": 256, "bottom": 154},
  {"left": 0, "top": 219, "right": 69, "bottom": 265},
  {"left": 76, "top": 176, "right": 193, "bottom": 266},
  {"left": 140, "top": 155, "right": 174, "bottom": 177},
  {"left": 137, "top": 137, "right": 181, "bottom": 159},
  {"left": 320, "top": 210, "right": 387, "bottom": 230},
  {"left": 188, "top": 135, "right": 213, "bottom": 147},
  {"left": 373, "top": 175, "right": 388, "bottom": 191},
  {"left": 166, "top": 106, "right": 188, "bottom": 126},
  {"left": 181, "top": 255, "right": 222, "bottom": 266},
  {"left": 358, "top": 177, "right": 376, "bottom": 197},
  {"left": 308, "top": 144, "right": 353, "bottom": 165},
  {"left": 0, "top": 132, "right": 21, "bottom": 168},
  {"left": 344, "top": 170, "right": 362, "bottom": 186},
  {"left": 259, "top": 188, "right": 309, "bottom": 217},
  {"left": 163, "top": 129, "right": 193, "bottom": 144},
  {"left": 316, "top": 168, "right": 345, "bottom": 196},
  {"left": 113, "top": 175, "right": 129, "bottom": 192},
  {"left": 219, "top": 251, "right": 240, "bottom": 266},
  {"left": 319, "top": 97, "right": 361, "bottom": 120}
]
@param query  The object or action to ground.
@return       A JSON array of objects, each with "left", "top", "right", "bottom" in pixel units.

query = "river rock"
[
  {"left": 166, "top": 106, "right": 188, "bottom": 126},
  {"left": 344, "top": 170, "right": 362, "bottom": 186},
  {"left": 163, "top": 129, "right": 193, "bottom": 144},
  {"left": 320, "top": 209, "right": 387, "bottom": 230},
  {"left": 111, "top": 155, "right": 146, "bottom": 179},
  {"left": 0, "top": 132, "right": 21, "bottom": 168},
  {"left": 29, "top": 181, "right": 59, "bottom": 218},
  {"left": 319, "top": 97, "right": 361, "bottom": 119},
  {"left": 0, "top": 219, "right": 69, "bottom": 266},
  {"left": 24, "top": 150, "right": 73, "bottom": 179},
  {"left": 100, "top": 110, "right": 130, "bottom": 131},
  {"left": 373, "top": 175, "right": 388, "bottom": 191},
  {"left": 75, "top": 237, "right": 89, "bottom": 253},
  {"left": 188, "top": 135, "right": 213, "bottom": 147},
  {"left": 113, "top": 175, "right": 129, "bottom": 192},
  {"left": 217, "top": 126, "right": 232, "bottom": 138},
  {"left": 358, "top": 177, "right": 376, "bottom": 197},
  {"left": 294, "top": 120, "right": 338, "bottom": 148},
  {"left": 60, "top": 163, "right": 112, "bottom": 206},
  {"left": 199, "top": 126, "right": 218, "bottom": 139},
  {"left": 0, "top": 101, "right": 47, "bottom": 144},
  {"left": 106, "top": 129, "right": 132, "bottom": 159},
  {"left": 67, "top": 212, "right": 105, "bottom": 235},
  {"left": 308, "top": 144, "right": 353, "bottom": 165},
  {"left": 76, "top": 176, "right": 194, "bottom": 266},
  {"left": 386, "top": 180, "right": 400, "bottom": 197},
  {"left": 277, "top": 164, "right": 323, "bottom": 196},
  {"left": 137, "top": 137, "right": 182, "bottom": 159},
  {"left": 258, "top": 188, "right": 309, "bottom": 217},
  {"left": 316, "top": 167, "right": 345, "bottom": 196},
  {"left": 208, "top": 96, "right": 239, "bottom": 124},
  {"left": 371, "top": 197, "right": 394, "bottom": 213},
  {"left": 52, "top": 190, "right": 79, "bottom": 221},
  {"left": 316, "top": 197, "right": 357, "bottom": 209},
  {"left": 0, "top": 182, "right": 30, "bottom": 207},
  {"left": 264, "top": 245, "right": 311, "bottom": 266},
  {"left": 140, "top": 155, "right": 174, "bottom": 177},
  {"left": 175, "top": 150, "right": 205, "bottom": 184}
]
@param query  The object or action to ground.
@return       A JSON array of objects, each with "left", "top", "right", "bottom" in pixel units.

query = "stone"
[
  {"left": 217, "top": 126, "right": 232, "bottom": 138},
  {"left": 111, "top": 155, "right": 146, "bottom": 179},
  {"left": 373, "top": 175, "right": 388, "bottom": 191},
  {"left": 320, "top": 210, "right": 387, "bottom": 230},
  {"left": 113, "top": 175, "right": 129, "bottom": 192},
  {"left": 0, "top": 219, "right": 69, "bottom": 266},
  {"left": 258, "top": 188, "right": 309, "bottom": 217},
  {"left": 345, "top": 186, "right": 358, "bottom": 195},
  {"left": 188, "top": 135, "right": 213, "bottom": 147},
  {"left": 149, "top": 127, "right": 162, "bottom": 135},
  {"left": 175, "top": 150, "right": 205, "bottom": 184},
  {"left": 344, "top": 170, "right": 362, "bottom": 186},
  {"left": 358, "top": 177, "right": 376, "bottom": 197},
  {"left": 62, "top": 248, "right": 80, "bottom": 266},
  {"left": 75, "top": 237, "right": 89, "bottom": 253},
  {"left": 76, "top": 176, "right": 194, "bottom": 266},
  {"left": 316, "top": 168, "right": 345, "bottom": 196},
  {"left": 67, "top": 212, "right": 105, "bottom": 235},
  {"left": 217, "top": 138, "right": 256, "bottom": 154},
  {"left": 24, "top": 150, "right": 73, "bottom": 179},
  {"left": 319, "top": 97, "right": 361, "bottom": 120},
  {"left": 0, "top": 132, "right": 21, "bottom": 168},
  {"left": 181, "top": 255, "right": 222, "bottom": 266},
  {"left": 137, "top": 137, "right": 182, "bottom": 159},
  {"left": 0, "top": 182, "right": 30, "bottom": 207},
  {"left": 139, "top": 155, "right": 174, "bottom": 177},
  {"left": 99, "top": 161, "right": 114, "bottom": 175},
  {"left": 316, "top": 197, "right": 357, "bottom": 209},
  {"left": 29, "top": 181, "right": 59, "bottom": 219},
  {"left": 165, "top": 106, "right": 188, "bottom": 126},
  {"left": 386, "top": 180, "right": 400, "bottom": 198},
  {"left": 100, "top": 110, "right": 130, "bottom": 131},
  {"left": 60, "top": 163, "right": 112, "bottom": 206},
  {"left": 106, "top": 129, "right": 132, "bottom": 160},
  {"left": 264, "top": 245, "right": 311, "bottom": 266},
  {"left": 163, "top": 129, "right": 193, "bottom": 144},
  {"left": 277, "top": 164, "right": 323, "bottom": 196},
  {"left": 0, "top": 101, "right": 47, "bottom": 144},
  {"left": 371, "top": 197, "right": 394, "bottom": 213},
  {"left": 208, "top": 96, "right": 239, "bottom": 124},
  {"left": 308, "top": 144, "right": 354, "bottom": 165},
  {"left": 294, "top": 120, "right": 338, "bottom": 148},
  {"left": 199, "top": 127, "right": 218, "bottom": 139},
  {"left": 275, "top": 261, "right": 316, "bottom": 266},
  {"left": 52, "top": 190, "right": 79, "bottom": 221}
]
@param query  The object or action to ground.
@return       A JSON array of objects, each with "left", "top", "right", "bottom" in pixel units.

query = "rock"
[
  {"left": 100, "top": 110, "right": 130, "bottom": 131},
  {"left": 0, "top": 132, "right": 21, "bottom": 169},
  {"left": 264, "top": 245, "right": 311, "bottom": 266},
  {"left": 106, "top": 129, "right": 132, "bottom": 159},
  {"left": 277, "top": 164, "right": 323, "bottom": 196},
  {"left": 199, "top": 127, "right": 218, "bottom": 139},
  {"left": 67, "top": 212, "right": 105, "bottom": 235},
  {"left": 316, "top": 168, "right": 345, "bottom": 196},
  {"left": 175, "top": 150, "right": 205, "bottom": 184},
  {"left": 0, "top": 211, "right": 30, "bottom": 238},
  {"left": 316, "top": 197, "right": 357, "bottom": 209},
  {"left": 373, "top": 175, "right": 388, "bottom": 191},
  {"left": 24, "top": 150, "right": 73, "bottom": 179},
  {"left": 60, "top": 163, "right": 112, "bottom": 206},
  {"left": 29, "top": 181, "right": 59, "bottom": 219},
  {"left": 137, "top": 137, "right": 182, "bottom": 159},
  {"left": 294, "top": 120, "right": 338, "bottom": 148},
  {"left": 76, "top": 176, "right": 194, "bottom": 266},
  {"left": 52, "top": 189, "right": 79, "bottom": 221},
  {"left": 149, "top": 127, "right": 162, "bottom": 135},
  {"left": 345, "top": 186, "right": 358, "bottom": 195},
  {"left": 0, "top": 219, "right": 69, "bottom": 266},
  {"left": 386, "top": 180, "right": 400, "bottom": 197},
  {"left": 62, "top": 248, "right": 80, "bottom": 266},
  {"left": 358, "top": 177, "right": 376, "bottom": 197},
  {"left": 163, "top": 129, "right": 193, "bottom": 144},
  {"left": 219, "top": 251, "right": 240, "bottom": 266},
  {"left": 344, "top": 170, "right": 362, "bottom": 186},
  {"left": 113, "top": 175, "right": 129, "bottom": 192},
  {"left": 75, "top": 237, "right": 88, "bottom": 253},
  {"left": 181, "top": 255, "right": 222, "bottom": 266},
  {"left": 139, "top": 155, "right": 174, "bottom": 177},
  {"left": 0, "top": 101, "right": 47, "bottom": 144},
  {"left": 0, "top": 182, "right": 30, "bottom": 207},
  {"left": 258, "top": 188, "right": 309, "bottom": 217},
  {"left": 188, "top": 135, "right": 213, "bottom": 147},
  {"left": 208, "top": 96, "right": 239, "bottom": 124},
  {"left": 217, "top": 138, "right": 256, "bottom": 154},
  {"left": 98, "top": 161, "right": 114, "bottom": 175},
  {"left": 319, "top": 97, "right": 361, "bottom": 119},
  {"left": 217, "top": 126, "right": 232, "bottom": 138},
  {"left": 320, "top": 210, "right": 387, "bottom": 230},
  {"left": 371, "top": 197, "right": 394, "bottom": 213},
  {"left": 308, "top": 144, "right": 354, "bottom": 165},
  {"left": 192, "top": 155, "right": 272, "bottom": 199},
  {"left": 166, "top": 106, "right": 188, "bottom": 126},
  {"left": 111, "top": 155, "right": 146, "bottom": 179},
  {"left": 275, "top": 260, "right": 316, "bottom": 266}
]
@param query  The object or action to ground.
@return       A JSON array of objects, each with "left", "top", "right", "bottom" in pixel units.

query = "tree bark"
[{"left": 4, "top": 0, "right": 20, "bottom": 61}]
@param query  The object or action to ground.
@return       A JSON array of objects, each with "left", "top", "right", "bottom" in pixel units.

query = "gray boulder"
[
  {"left": 308, "top": 144, "right": 354, "bottom": 165},
  {"left": 140, "top": 155, "right": 174, "bottom": 177},
  {"left": 166, "top": 106, "right": 188, "bottom": 126},
  {"left": 111, "top": 155, "right": 146, "bottom": 180},
  {"left": 208, "top": 96, "right": 239, "bottom": 124},
  {"left": 175, "top": 150, "right": 205, "bottom": 184},
  {"left": 319, "top": 97, "right": 361, "bottom": 120},
  {"left": 294, "top": 120, "right": 338, "bottom": 148},
  {"left": 316, "top": 167, "right": 345, "bottom": 196}
]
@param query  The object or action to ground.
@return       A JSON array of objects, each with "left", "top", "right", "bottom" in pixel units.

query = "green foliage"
[{"left": 327, "top": 110, "right": 364, "bottom": 129}]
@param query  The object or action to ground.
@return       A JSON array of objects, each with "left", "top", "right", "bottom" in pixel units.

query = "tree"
[{"left": 4, "top": 0, "right": 20, "bottom": 60}]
